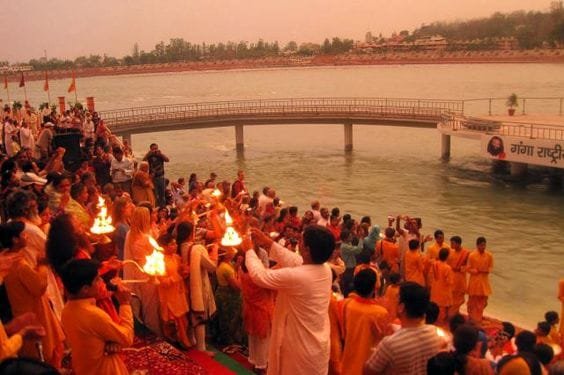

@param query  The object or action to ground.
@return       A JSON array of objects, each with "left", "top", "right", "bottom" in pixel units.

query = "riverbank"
[{"left": 8, "top": 48, "right": 564, "bottom": 83}]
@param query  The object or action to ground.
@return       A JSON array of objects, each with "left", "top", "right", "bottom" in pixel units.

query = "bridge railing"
[
  {"left": 441, "top": 114, "right": 564, "bottom": 141},
  {"left": 100, "top": 97, "right": 464, "bottom": 129},
  {"left": 462, "top": 96, "right": 564, "bottom": 116}
]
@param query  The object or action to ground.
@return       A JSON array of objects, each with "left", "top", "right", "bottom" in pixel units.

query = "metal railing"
[
  {"left": 462, "top": 96, "right": 564, "bottom": 116},
  {"left": 99, "top": 97, "right": 464, "bottom": 130},
  {"left": 441, "top": 114, "right": 564, "bottom": 141}
]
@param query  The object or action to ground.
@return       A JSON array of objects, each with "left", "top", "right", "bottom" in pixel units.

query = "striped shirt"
[{"left": 364, "top": 324, "right": 443, "bottom": 375}]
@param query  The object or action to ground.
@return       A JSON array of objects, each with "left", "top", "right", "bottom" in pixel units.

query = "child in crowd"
[
  {"left": 60, "top": 259, "right": 133, "bottom": 375},
  {"left": 157, "top": 233, "right": 191, "bottom": 349}
]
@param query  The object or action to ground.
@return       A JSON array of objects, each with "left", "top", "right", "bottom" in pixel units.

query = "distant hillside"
[{"left": 411, "top": 3, "right": 564, "bottom": 49}]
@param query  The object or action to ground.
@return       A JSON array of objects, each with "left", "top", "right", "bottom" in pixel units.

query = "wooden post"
[
  {"left": 441, "top": 134, "right": 451, "bottom": 161},
  {"left": 344, "top": 122, "right": 353, "bottom": 151},
  {"left": 235, "top": 124, "right": 244, "bottom": 152}
]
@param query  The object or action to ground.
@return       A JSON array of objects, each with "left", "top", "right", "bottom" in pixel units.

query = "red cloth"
[{"left": 240, "top": 272, "right": 275, "bottom": 338}]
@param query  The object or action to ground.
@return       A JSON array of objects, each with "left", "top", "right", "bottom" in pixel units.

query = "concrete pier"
[
  {"left": 441, "top": 134, "right": 451, "bottom": 161},
  {"left": 510, "top": 162, "right": 528, "bottom": 178},
  {"left": 121, "top": 132, "right": 132, "bottom": 148},
  {"left": 235, "top": 124, "right": 244, "bottom": 152},
  {"left": 344, "top": 122, "right": 353, "bottom": 151}
]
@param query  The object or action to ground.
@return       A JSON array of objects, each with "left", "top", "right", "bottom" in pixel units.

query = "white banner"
[{"left": 481, "top": 135, "right": 564, "bottom": 168}]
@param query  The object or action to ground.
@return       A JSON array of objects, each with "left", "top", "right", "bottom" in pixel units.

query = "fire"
[
  {"left": 224, "top": 210, "right": 233, "bottom": 225},
  {"left": 221, "top": 210, "right": 242, "bottom": 246},
  {"left": 143, "top": 236, "right": 166, "bottom": 276},
  {"left": 211, "top": 189, "right": 222, "bottom": 198},
  {"left": 90, "top": 196, "right": 115, "bottom": 234}
]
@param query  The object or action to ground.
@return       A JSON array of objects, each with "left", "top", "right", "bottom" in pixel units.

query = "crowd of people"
[{"left": 0, "top": 101, "right": 563, "bottom": 375}]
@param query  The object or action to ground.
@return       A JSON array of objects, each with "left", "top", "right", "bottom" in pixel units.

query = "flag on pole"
[
  {"left": 67, "top": 71, "right": 76, "bottom": 93},
  {"left": 44, "top": 71, "right": 49, "bottom": 92},
  {"left": 19, "top": 72, "right": 25, "bottom": 87}
]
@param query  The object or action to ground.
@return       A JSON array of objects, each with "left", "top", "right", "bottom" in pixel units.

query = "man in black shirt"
[{"left": 143, "top": 143, "right": 169, "bottom": 207}]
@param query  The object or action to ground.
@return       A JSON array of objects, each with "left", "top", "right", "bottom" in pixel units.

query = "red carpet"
[{"left": 122, "top": 335, "right": 234, "bottom": 375}]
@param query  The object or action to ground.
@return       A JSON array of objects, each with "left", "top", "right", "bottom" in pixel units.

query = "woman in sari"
[{"left": 131, "top": 162, "right": 155, "bottom": 206}]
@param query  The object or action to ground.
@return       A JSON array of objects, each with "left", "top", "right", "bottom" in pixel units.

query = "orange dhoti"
[{"left": 467, "top": 295, "right": 488, "bottom": 324}]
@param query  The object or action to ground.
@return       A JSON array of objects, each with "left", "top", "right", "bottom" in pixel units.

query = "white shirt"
[
  {"left": 245, "top": 242, "right": 331, "bottom": 375},
  {"left": 110, "top": 158, "right": 133, "bottom": 183}
]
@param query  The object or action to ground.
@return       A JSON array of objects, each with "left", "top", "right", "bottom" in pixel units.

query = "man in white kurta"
[{"left": 244, "top": 225, "right": 335, "bottom": 375}]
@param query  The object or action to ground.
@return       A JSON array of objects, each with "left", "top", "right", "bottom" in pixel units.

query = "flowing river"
[{"left": 19, "top": 63, "right": 564, "bottom": 328}]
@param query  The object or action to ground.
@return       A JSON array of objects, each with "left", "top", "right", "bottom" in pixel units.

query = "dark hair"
[
  {"left": 354, "top": 268, "right": 376, "bottom": 298},
  {"left": 449, "top": 314, "right": 466, "bottom": 334},
  {"left": 408, "top": 239, "right": 420, "bottom": 250},
  {"left": 289, "top": 206, "right": 298, "bottom": 215},
  {"left": 50, "top": 173, "right": 70, "bottom": 188},
  {"left": 70, "top": 182, "right": 86, "bottom": 200},
  {"left": 0, "top": 221, "right": 25, "bottom": 249},
  {"left": 176, "top": 221, "right": 193, "bottom": 255},
  {"left": 450, "top": 235, "right": 462, "bottom": 245},
  {"left": 537, "top": 321, "right": 551, "bottom": 336},
  {"left": 434, "top": 229, "right": 444, "bottom": 238},
  {"left": 427, "top": 352, "right": 456, "bottom": 375},
  {"left": 21, "top": 161, "right": 34, "bottom": 173},
  {"left": 501, "top": 321, "right": 516, "bottom": 338},
  {"left": 46, "top": 213, "right": 80, "bottom": 275},
  {"left": 389, "top": 272, "right": 401, "bottom": 284},
  {"left": 356, "top": 250, "right": 372, "bottom": 265},
  {"left": 385, "top": 227, "right": 395, "bottom": 238},
  {"left": 454, "top": 325, "right": 479, "bottom": 354},
  {"left": 399, "top": 282, "right": 429, "bottom": 319},
  {"left": 515, "top": 330, "right": 537, "bottom": 353},
  {"left": 0, "top": 357, "right": 59, "bottom": 375},
  {"left": 360, "top": 216, "right": 371, "bottom": 225},
  {"left": 534, "top": 343, "right": 554, "bottom": 366},
  {"left": 331, "top": 207, "right": 340, "bottom": 217},
  {"left": 6, "top": 190, "right": 36, "bottom": 220},
  {"left": 476, "top": 236, "right": 487, "bottom": 246},
  {"left": 425, "top": 301, "right": 439, "bottom": 324},
  {"left": 158, "top": 232, "right": 175, "bottom": 247},
  {"left": 342, "top": 213, "right": 351, "bottom": 223},
  {"left": 340, "top": 229, "right": 351, "bottom": 242},
  {"left": 60, "top": 259, "right": 99, "bottom": 295},
  {"left": 545, "top": 311, "right": 558, "bottom": 325},
  {"left": 302, "top": 225, "right": 335, "bottom": 264},
  {"left": 439, "top": 248, "right": 449, "bottom": 261}
]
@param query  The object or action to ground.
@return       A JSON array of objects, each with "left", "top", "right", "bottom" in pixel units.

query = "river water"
[{"left": 18, "top": 63, "right": 564, "bottom": 328}]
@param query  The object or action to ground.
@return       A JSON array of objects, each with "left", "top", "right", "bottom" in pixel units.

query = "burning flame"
[
  {"left": 143, "top": 236, "right": 166, "bottom": 276},
  {"left": 211, "top": 189, "right": 222, "bottom": 198},
  {"left": 224, "top": 210, "right": 233, "bottom": 225},
  {"left": 90, "top": 196, "right": 115, "bottom": 234},
  {"left": 221, "top": 210, "right": 242, "bottom": 246}
]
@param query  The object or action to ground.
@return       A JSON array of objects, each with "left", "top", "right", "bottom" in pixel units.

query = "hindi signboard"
[{"left": 481, "top": 135, "right": 564, "bottom": 168}]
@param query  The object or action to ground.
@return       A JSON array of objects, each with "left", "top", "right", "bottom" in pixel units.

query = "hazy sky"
[{"left": 0, "top": 0, "right": 549, "bottom": 62}]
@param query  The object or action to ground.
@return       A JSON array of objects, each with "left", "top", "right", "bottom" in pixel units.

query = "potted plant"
[{"left": 506, "top": 93, "right": 518, "bottom": 116}]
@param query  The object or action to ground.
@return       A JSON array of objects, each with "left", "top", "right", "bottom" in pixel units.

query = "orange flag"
[
  {"left": 44, "top": 71, "right": 49, "bottom": 92},
  {"left": 3, "top": 76, "right": 7, "bottom": 89},
  {"left": 19, "top": 72, "right": 25, "bottom": 87},
  {"left": 67, "top": 71, "right": 76, "bottom": 93}
]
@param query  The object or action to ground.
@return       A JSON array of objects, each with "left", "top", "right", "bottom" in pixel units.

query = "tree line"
[
  {"left": 10, "top": 3, "right": 564, "bottom": 71},
  {"left": 410, "top": 3, "right": 564, "bottom": 49}
]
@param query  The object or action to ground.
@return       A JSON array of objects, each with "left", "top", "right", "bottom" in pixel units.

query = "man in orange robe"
[
  {"left": 404, "top": 239, "right": 425, "bottom": 287},
  {"left": 429, "top": 248, "right": 454, "bottom": 324},
  {"left": 375, "top": 227, "right": 400, "bottom": 273},
  {"left": 447, "top": 235, "right": 469, "bottom": 316},
  {"left": 425, "top": 230, "right": 450, "bottom": 289},
  {"left": 466, "top": 237, "right": 493, "bottom": 326},
  {"left": 339, "top": 269, "right": 389, "bottom": 375}
]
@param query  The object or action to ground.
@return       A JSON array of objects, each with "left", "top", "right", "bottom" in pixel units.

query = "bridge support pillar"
[
  {"left": 235, "top": 124, "right": 244, "bottom": 152},
  {"left": 510, "top": 162, "right": 528, "bottom": 178},
  {"left": 344, "top": 122, "right": 353, "bottom": 152},
  {"left": 441, "top": 134, "right": 451, "bottom": 161}
]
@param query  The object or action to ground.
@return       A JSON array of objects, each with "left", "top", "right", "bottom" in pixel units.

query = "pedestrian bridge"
[
  {"left": 100, "top": 97, "right": 464, "bottom": 152},
  {"left": 100, "top": 97, "right": 564, "bottom": 172}
]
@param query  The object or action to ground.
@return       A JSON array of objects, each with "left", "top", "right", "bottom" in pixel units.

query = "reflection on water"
[{"left": 18, "top": 64, "right": 564, "bottom": 328}]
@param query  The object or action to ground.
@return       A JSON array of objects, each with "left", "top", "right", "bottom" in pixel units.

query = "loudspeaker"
[{"left": 52, "top": 132, "right": 82, "bottom": 172}]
